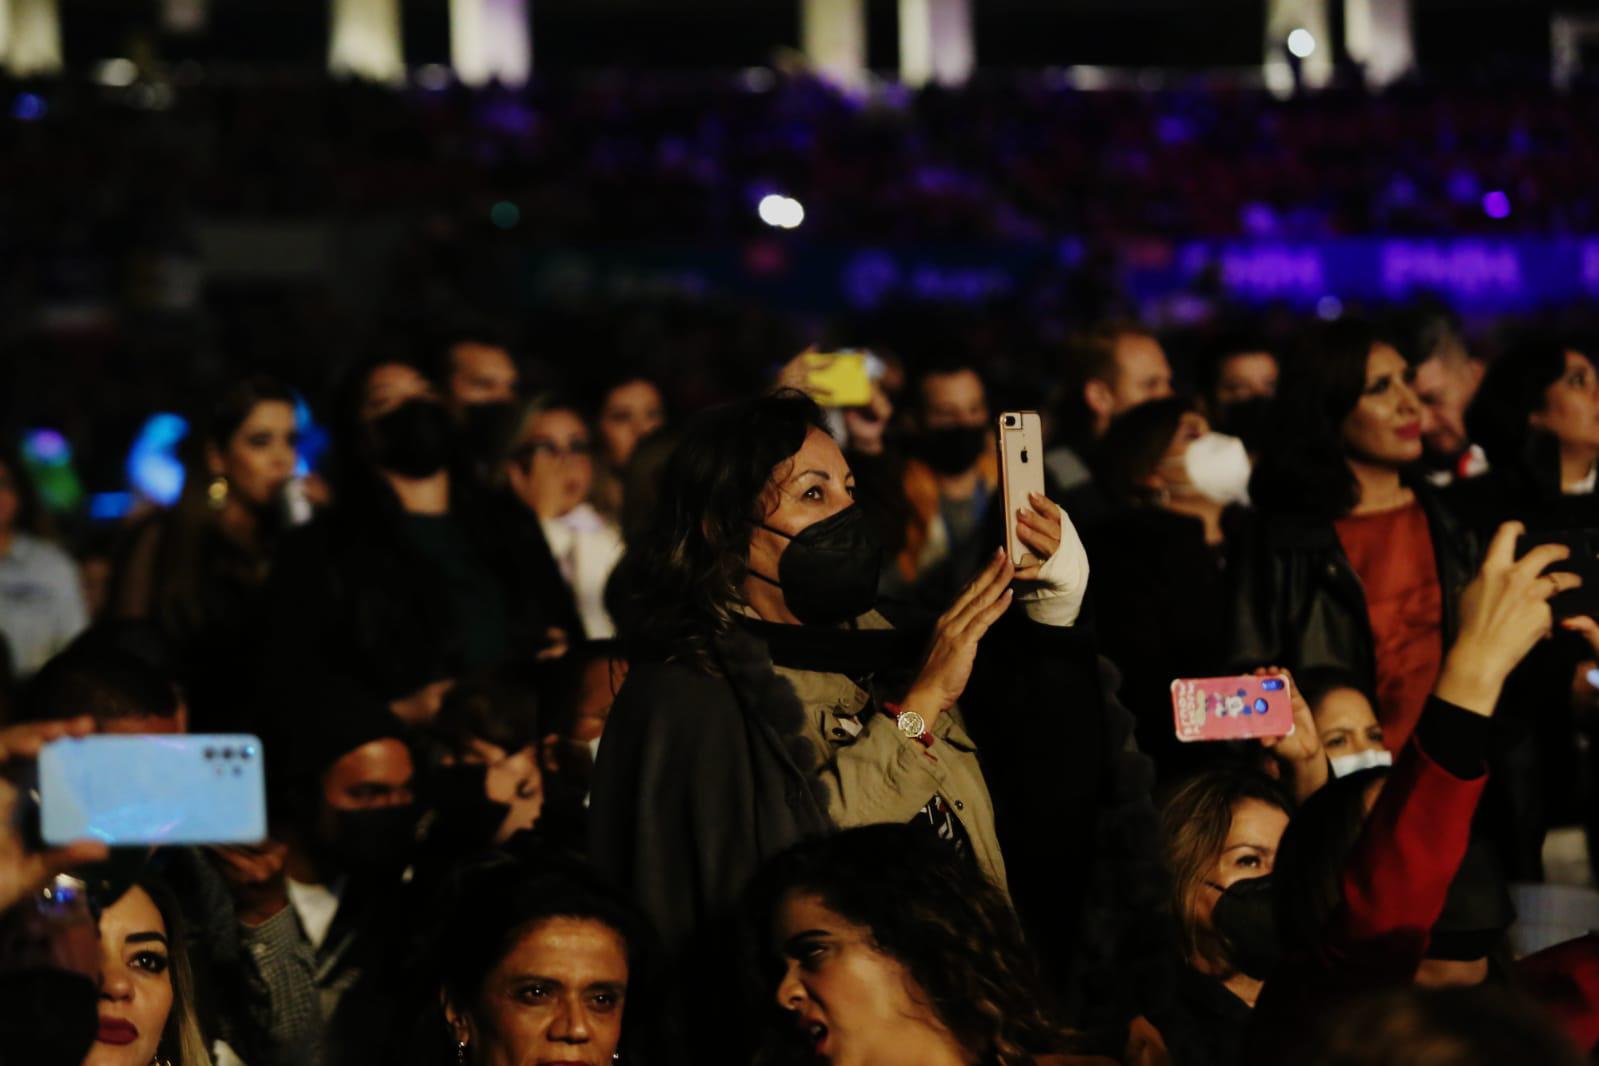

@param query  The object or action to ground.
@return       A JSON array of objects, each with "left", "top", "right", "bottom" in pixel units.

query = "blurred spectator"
[
  {"left": 1048, "top": 322, "right": 1175, "bottom": 493},
  {"left": 0, "top": 440, "right": 87, "bottom": 680},
  {"left": 418, "top": 678, "right": 544, "bottom": 859},
  {"left": 504, "top": 396, "right": 624, "bottom": 640},
  {"left": 1294, "top": 667, "right": 1392, "bottom": 777},
  {"left": 1156, "top": 767, "right": 1291, "bottom": 1066},
  {"left": 1195, "top": 330, "right": 1279, "bottom": 452},
  {"left": 259, "top": 359, "right": 569, "bottom": 726},
  {"left": 1086, "top": 398, "right": 1251, "bottom": 777},
  {"left": 111, "top": 377, "right": 300, "bottom": 731},
  {"left": 1398, "top": 306, "right": 1487, "bottom": 486},
  {"left": 592, "top": 377, "right": 666, "bottom": 520},
  {"left": 1233, "top": 318, "right": 1477, "bottom": 752},
  {"left": 884, "top": 358, "right": 998, "bottom": 606},
  {"left": 249, "top": 676, "right": 419, "bottom": 1066},
  {"left": 1303, "top": 984, "right": 1583, "bottom": 1066}
]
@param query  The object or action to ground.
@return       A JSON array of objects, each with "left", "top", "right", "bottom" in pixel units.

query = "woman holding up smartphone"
[{"left": 590, "top": 390, "right": 1140, "bottom": 1061}]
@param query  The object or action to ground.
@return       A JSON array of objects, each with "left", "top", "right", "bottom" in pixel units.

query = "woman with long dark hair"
[
  {"left": 590, "top": 390, "right": 1136, "bottom": 1060},
  {"left": 112, "top": 376, "right": 299, "bottom": 729},
  {"left": 752, "top": 824, "right": 1091, "bottom": 1065},
  {"left": 1229, "top": 318, "right": 1478, "bottom": 753}
]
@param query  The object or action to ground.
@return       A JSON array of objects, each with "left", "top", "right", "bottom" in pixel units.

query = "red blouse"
[{"left": 1334, "top": 501, "right": 1443, "bottom": 751}]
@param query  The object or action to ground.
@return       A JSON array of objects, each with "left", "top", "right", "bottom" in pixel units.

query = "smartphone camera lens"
[
  {"left": 221, "top": 748, "right": 233, "bottom": 760},
  {"left": 203, "top": 747, "right": 216, "bottom": 760},
  {"left": 1004, "top": 415, "right": 1016, "bottom": 427},
  {"left": 1253, "top": 698, "right": 1269, "bottom": 714},
  {"left": 242, "top": 746, "right": 255, "bottom": 759},
  {"left": 1261, "top": 679, "right": 1285, "bottom": 691}
]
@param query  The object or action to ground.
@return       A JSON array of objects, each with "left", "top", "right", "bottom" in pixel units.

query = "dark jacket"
[
  {"left": 256, "top": 482, "right": 577, "bottom": 708},
  {"left": 1225, "top": 481, "right": 1478, "bottom": 694},
  {"left": 589, "top": 606, "right": 1164, "bottom": 1057},
  {"left": 1084, "top": 506, "right": 1248, "bottom": 783}
]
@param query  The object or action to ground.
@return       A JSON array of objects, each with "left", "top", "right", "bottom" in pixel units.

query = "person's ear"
[
  {"left": 1084, "top": 379, "right": 1115, "bottom": 425},
  {"left": 441, "top": 991, "right": 472, "bottom": 1049},
  {"left": 204, "top": 442, "right": 225, "bottom": 478},
  {"left": 541, "top": 732, "right": 563, "bottom": 775},
  {"left": 1528, "top": 407, "right": 1550, "bottom": 433},
  {"left": 506, "top": 457, "right": 533, "bottom": 500}
]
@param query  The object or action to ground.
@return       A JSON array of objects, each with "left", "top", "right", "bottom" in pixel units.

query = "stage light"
[
  {"left": 94, "top": 58, "right": 139, "bottom": 88},
  {"left": 1286, "top": 29, "right": 1317, "bottom": 59},
  {"left": 127, "top": 412, "right": 188, "bottom": 506},
  {"left": 12, "top": 93, "right": 45, "bottom": 121},
  {"left": 758, "top": 194, "right": 805, "bottom": 230},
  {"left": 490, "top": 201, "right": 520, "bottom": 229},
  {"left": 1482, "top": 191, "right": 1511, "bottom": 219}
]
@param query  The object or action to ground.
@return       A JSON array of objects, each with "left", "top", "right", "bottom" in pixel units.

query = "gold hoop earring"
[{"left": 207, "top": 475, "right": 229, "bottom": 511}]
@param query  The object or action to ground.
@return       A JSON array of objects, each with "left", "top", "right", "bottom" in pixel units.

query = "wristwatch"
[{"left": 882, "top": 702, "right": 935, "bottom": 749}]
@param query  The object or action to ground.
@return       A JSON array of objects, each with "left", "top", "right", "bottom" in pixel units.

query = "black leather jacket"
[{"left": 1225, "top": 482, "right": 1479, "bottom": 690}]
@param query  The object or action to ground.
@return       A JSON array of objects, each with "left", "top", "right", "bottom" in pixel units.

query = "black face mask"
[
  {"left": 1213, "top": 396, "right": 1274, "bottom": 454},
  {"left": 1210, "top": 875, "right": 1282, "bottom": 981},
  {"left": 369, "top": 399, "right": 452, "bottom": 479},
  {"left": 454, "top": 401, "right": 519, "bottom": 466},
  {"left": 913, "top": 426, "right": 988, "bottom": 476},
  {"left": 428, "top": 763, "right": 510, "bottom": 848},
  {"left": 750, "top": 505, "right": 883, "bottom": 626},
  {"left": 328, "top": 805, "right": 419, "bottom": 881}
]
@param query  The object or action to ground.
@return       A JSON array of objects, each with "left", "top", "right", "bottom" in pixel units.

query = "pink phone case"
[{"left": 1171, "top": 676, "right": 1295, "bottom": 743}]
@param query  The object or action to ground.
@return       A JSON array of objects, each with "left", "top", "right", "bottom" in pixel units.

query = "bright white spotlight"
[
  {"left": 758, "top": 194, "right": 805, "bottom": 230},
  {"left": 94, "top": 58, "right": 139, "bottom": 87},
  {"left": 1286, "top": 29, "right": 1317, "bottom": 59}
]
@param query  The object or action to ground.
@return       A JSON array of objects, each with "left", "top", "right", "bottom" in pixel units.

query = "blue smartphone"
[{"left": 38, "top": 734, "right": 268, "bottom": 846}]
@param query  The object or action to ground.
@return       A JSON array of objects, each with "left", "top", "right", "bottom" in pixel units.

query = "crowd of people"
[
  {"left": 6, "top": 301, "right": 1599, "bottom": 1066},
  {"left": 12, "top": 72, "right": 1599, "bottom": 243}
]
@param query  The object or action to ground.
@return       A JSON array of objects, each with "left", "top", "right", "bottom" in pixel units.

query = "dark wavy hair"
[
  {"left": 1159, "top": 765, "right": 1293, "bottom": 975},
  {"left": 609, "top": 389, "right": 830, "bottom": 670},
  {"left": 749, "top": 825, "right": 1076, "bottom": 1065},
  {"left": 1091, "top": 395, "right": 1198, "bottom": 506},
  {"left": 1465, "top": 334, "right": 1583, "bottom": 500},
  {"left": 1272, "top": 767, "right": 1390, "bottom": 965},
  {"left": 1250, "top": 318, "right": 1395, "bottom": 521}
]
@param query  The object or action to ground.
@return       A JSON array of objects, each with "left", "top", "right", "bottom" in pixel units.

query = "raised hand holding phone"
[{"left": 1435, "top": 521, "right": 1579, "bottom": 716}]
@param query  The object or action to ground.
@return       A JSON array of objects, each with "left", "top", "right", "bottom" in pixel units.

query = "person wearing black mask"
[
  {"left": 1156, "top": 767, "right": 1292, "bottom": 1066},
  {"left": 880, "top": 358, "right": 1001, "bottom": 608},
  {"left": 592, "top": 390, "right": 1142, "bottom": 1062},
  {"left": 238, "top": 675, "right": 421, "bottom": 1066},
  {"left": 258, "top": 359, "right": 569, "bottom": 727},
  {"left": 429, "top": 334, "right": 523, "bottom": 492}
]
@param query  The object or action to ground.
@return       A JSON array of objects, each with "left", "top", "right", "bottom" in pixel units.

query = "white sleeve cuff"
[{"left": 1018, "top": 507, "right": 1090, "bottom": 627}]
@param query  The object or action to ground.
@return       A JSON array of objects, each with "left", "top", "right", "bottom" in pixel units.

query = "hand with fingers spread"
[
  {"left": 901, "top": 549, "right": 1016, "bottom": 727},
  {"left": 1435, "top": 521, "right": 1581, "bottom": 716},
  {"left": 1013, "top": 493, "right": 1091, "bottom": 628},
  {"left": 0, "top": 717, "right": 109, "bottom": 914}
]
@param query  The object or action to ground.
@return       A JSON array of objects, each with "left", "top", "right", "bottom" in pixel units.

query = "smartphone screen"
[
  {"left": 998, "top": 411, "right": 1047, "bottom": 567},
  {"left": 1172, "top": 676, "right": 1295, "bottom": 743},
  {"left": 804, "top": 353, "right": 873, "bottom": 408},
  {"left": 39, "top": 735, "right": 267, "bottom": 846}
]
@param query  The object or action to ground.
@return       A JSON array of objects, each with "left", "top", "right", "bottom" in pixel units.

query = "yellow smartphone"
[{"left": 803, "top": 352, "right": 873, "bottom": 408}]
